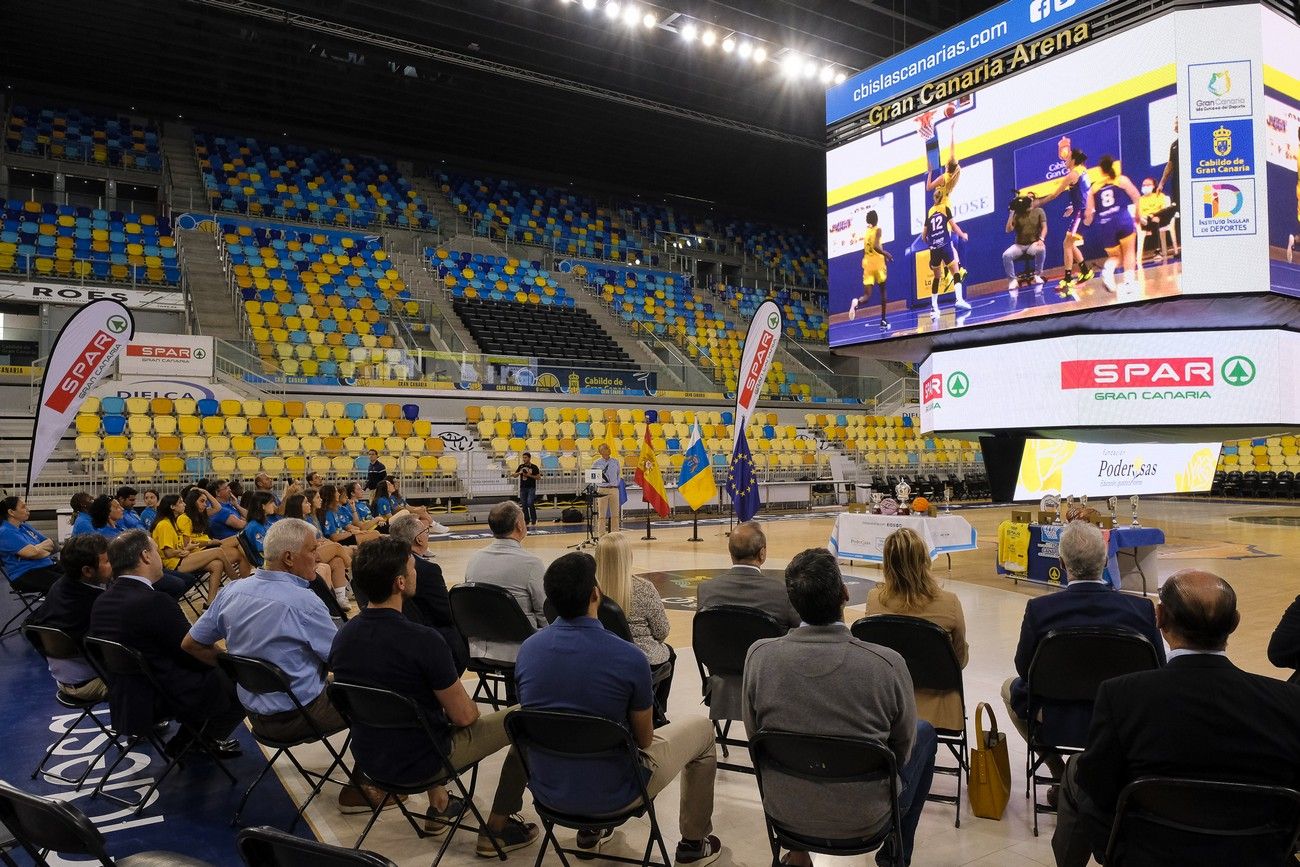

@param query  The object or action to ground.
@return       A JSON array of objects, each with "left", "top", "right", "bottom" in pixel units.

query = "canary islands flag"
[
  {"left": 726, "top": 426, "right": 761, "bottom": 522},
  {"left": 635, "top": 425, "right": 671, "bottom": 518},
  {"left": 677, "top": 420, "right": 715, "bottom": 511}
]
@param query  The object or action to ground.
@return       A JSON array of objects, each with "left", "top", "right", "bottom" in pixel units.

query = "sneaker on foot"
[
  {"left": 1007, "top": 278, "right": 1018, "bottom": 291},
  {"left": 428, "top": 520, "right": 451, "bottom": 535},
  {"left": 955, "top": 297, "right": 972, "bottom": 311},
  {"left": 1077, "top": 265, "right": 1095, "bottom": 282},
  {"left": 1101, "top": 264, "right": 1117, "bottom": 292},
  {"left": 476, "top": 815, "right": 539, "bottom": 857},
  {"left": 1033, "top": 274, "right": 1044, "bottom": 285},
  {"left": 848, "top": 298, "right": 858, "bottom": 320},
  {"left": 879, "top": 319, "right": 891, "bottom": 331},
  {"left": 575, "top": 827, "right": 614, "bottom": 859},
  {"left": 676, "top": 835, "right": 722, "bottom": 867},
  {"left": 337, "top": 784, "right": 407, "bottom": 815},
  {"left": 424, "top": 795, "right": 466, "bottom": 837}
]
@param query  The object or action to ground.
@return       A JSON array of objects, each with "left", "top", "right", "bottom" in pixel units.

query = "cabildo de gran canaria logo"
[{"left": 1207, "top": 69, "right": 1231, "bottom": 97}]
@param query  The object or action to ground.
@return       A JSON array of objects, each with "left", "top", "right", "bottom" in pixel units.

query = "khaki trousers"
[
  {"left": 59, "top": 677, "right": 108, "bottom": 703},
  {"left": 447, "top": 707, "right": 528, "bottom": 816},
  {"left": 639, "top": 716, "right": 717, "bottom": 841},
  {"left": 596, "top": 491, "right": 621, "bottom": 536},
  {"left": 1001, "top": 676, "right": 1064, "bottom": 778}
]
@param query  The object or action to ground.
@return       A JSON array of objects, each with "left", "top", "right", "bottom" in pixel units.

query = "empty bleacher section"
[
  {"left": 807, "top": 412, "right": 984, "bottom": 474},
  {"left": 432, "top": 248, "right": 573, "bottom": 307},
  {"left": 0, "top": 199, "right": 178, "bottom": 284},
  {"left": 197, "top": 133, "right": 437, "bottom": 229},
  {"left": 453, "top": 299, "right": 631, "bottom": 366},
  {"left": 4, "top": 103, "right": 162, "bottom": 170},
  {"left": 724, "top": 221, "right": 827, "bottom": 288},
  {"left": 72, "top": 395, "right": 462, "bottom": 490},
  {"left": 1213, "top": 435, "right": 1299, "bottom": 498},
  {"left": 720, "top": 283, "right": 828, "bottom": 344},
  {"left": 224, "top": 218, "right": 419, "bottom": 379}
]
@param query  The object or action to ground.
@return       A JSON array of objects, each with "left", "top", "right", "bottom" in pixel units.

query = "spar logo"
[
  {"left": 45, "top": 329, "right": 118, "bottom": 413},
  {"left": 1221, "top": 355, "right": 1255, "bottom": 386},
  {"left": 736, "top": 330, "right": 776, "bottom": 410},
  {"left": 1060, "top": 355, "right": 1256, "bottom": 402},
  {"left": 125, "top": 344, "right": 206, "bottom": 361},
  {"left": 923, "top": 374, "right": 944, "bottom": 403}
]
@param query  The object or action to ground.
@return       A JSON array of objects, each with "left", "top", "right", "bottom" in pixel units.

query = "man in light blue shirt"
[{"left": 592, "top": 443, "right": 621, "bottom": 536}]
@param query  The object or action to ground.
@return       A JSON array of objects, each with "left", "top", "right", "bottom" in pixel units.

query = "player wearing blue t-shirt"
[
  {"left": 922, "top": 189, "right": 972, "bottom": 319},
  {"left": 1085, "top": 154, "right": 1143, "bottom": 294},
  {"left": 0, "top": 496, "right": 60, "bottom": 592}
]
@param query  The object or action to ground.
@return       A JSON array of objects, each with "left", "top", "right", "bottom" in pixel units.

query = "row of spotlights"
[{"left": 564, "top": 0, "right": 846, "bottom": 84}]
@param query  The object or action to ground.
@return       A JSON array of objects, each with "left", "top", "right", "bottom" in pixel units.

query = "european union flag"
[{"left": 726, "top": 426, "right": 761, "bottom": 522}]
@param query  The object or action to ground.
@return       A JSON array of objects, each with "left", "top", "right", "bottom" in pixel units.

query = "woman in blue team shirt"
[
  {"left": 241, "top": 492, "right": 277, "bottom": 564},
  {"left": 70, "top": 492, "right": 95, "bottom": 536},
  {"left": 88, "top": 495, "right": 125, "bottom": 540},
  {"left": 345, "top": 481, "right": 385, "bottom": 533},
  {"left": 138, "top": 489, "right": 159, "bottom": 529},
  {"left": 284, "top": 491, "right": 352, "bottom": 609},
  {"left": 0, "top": 496, "right": 60, "bottom": 592},
  {"left": 319, "top": 484, "right": 380, "bottom": 546},
  {"left": 369, "top": 478, "right": 400, "bottom": 522}
]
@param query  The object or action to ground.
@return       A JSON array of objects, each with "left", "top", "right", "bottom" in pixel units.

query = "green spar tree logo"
[
  {"left": 767, "top": 312, "right": 780, "bottom": 330},
  {"left": 946, "top": 371, "right": 970, "bottom": 398},
  {"left": 1220, "top": 355, "right": 1256, "bottom": 386},
  {"left": 107, "top": 316, "right": 128, "bottom": 334},
  {"left": 192, "top": 348, "right": 207, "bottom": 360}
]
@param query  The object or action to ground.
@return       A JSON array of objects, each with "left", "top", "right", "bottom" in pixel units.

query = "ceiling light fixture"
[
  {"left": 680, "top": 21, "right": 697, "bottom": 41},
  {"left": 701, "top": 29, "right": 717, "bottom": 47},
  {"left": 721, "top": 36, "right": 736, "bottom": 53},
  {"left": 753, "top": 45, "right": 767, "bottom": 63},
  {"left": 605, "top": 1, "right": 620, "bottom": 19},
  {"left": 737, "top": 41, "right": 753, "bottom": 59},
  {"left": 819, "top": 66, "right": 834, "bottom": 83},
  {"left": 642, "top": 11, "right": 656, "bottom": 28},
  {"left": 622, "top": 4, "right": 639, "bottom": 25},
  {"left": 834, "top": 71, "right": 847, "bottom": 85},
  {"left": 581, "top": 0, "right": 597, "bottom": 9}
]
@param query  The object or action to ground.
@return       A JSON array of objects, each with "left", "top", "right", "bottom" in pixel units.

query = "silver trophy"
[
  {"left": 1080, "top": 494, "right": 1089, "bottom": 512},
  {"left": 1107, "top": 496, "right": 1118, "bottom": 527},
  {"left": 1130, "top": 495, "right": 1140, "bottom": 528},
  {"left": 895, "top": 479, "right": 911, "bottom": 511},
  {"left": 1041, "top": 494, "right": 1061, "bottom": 524},
  {"left": 869, "top": 491, "right": 885, "bottom": 515},
  {"left": 943, "top": 485, "right": 953, "bottom": 514},
  {"left": 1064, "top": 494, "right": 1076, "bottom": 521}
]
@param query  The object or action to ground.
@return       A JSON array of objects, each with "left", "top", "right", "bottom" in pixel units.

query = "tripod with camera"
[{"left": 568, "top": 483, "right": 599, "bottom": 550}]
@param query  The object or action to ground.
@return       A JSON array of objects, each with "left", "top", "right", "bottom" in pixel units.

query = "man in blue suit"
[{"left": 1001, "top": 520, "right": 1165, "bottom": 791}]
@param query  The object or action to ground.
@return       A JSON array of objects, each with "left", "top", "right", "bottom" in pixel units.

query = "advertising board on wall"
[
  {"left": 0, "top": 279, "right": 186, "bottom": 311},
  {"left": 118, "top": 333, "right": 215, "bottom": 377},
  {"left": 1013, "top": 438, "right": 1222, "bottom": 499}
]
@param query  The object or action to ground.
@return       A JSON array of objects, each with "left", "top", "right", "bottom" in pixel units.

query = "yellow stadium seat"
[
  {"left": 75, "top": 434, "right": 101, "bottom": 459},
  {"left": 124, "top": 397, "right": 148, "bottom": 415},
  {"left": 219, "top": 399, "right": 242, "bottom": 417},
  {"left": 226, "top": 417, "right": 248, "bottom": 436},
  {"left": 75, "top": 415, "right": 100, "bottom": 434},
  {"left": 159, "top": 456, "right": 186, "bottom": 481},
  {"left": 237, "top": 455, "right": 261, "bottom": 475},
  {"left": 212, "top": 455, "right": 237, "bottom": 477}
]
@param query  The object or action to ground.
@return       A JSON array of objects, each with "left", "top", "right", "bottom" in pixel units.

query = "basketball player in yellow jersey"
[
  {"left": 1288, "top": 127, "right": 1300, "bottom": 263},
  {"left": 850, "top": 210, "right": 894, "bottom": 329}
]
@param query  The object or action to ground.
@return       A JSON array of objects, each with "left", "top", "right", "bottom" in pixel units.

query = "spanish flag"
[
  {"left": 676, "top": 420, "right": 716, "bottom": 511},
  {"left": 635, "top": 425, "right": 671, "bottom": 517}
]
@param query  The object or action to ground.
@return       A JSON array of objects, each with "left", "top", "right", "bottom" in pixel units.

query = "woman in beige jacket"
[{"left": 865, "top": 526, "right": 969, "bottom": 731}]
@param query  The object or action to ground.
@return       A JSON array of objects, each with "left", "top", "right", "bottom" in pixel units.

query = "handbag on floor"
[{"left": 968, "top": 701, "right": 1012, "bottom": 820}]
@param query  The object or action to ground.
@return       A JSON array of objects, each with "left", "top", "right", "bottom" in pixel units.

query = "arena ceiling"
[{"left": 2, "top": 0, "right": 995, "bottom": 224}]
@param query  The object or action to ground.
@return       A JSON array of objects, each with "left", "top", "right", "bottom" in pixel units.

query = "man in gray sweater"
[{"left": 743, "top": 548, "right": 936, "bottom": 867}]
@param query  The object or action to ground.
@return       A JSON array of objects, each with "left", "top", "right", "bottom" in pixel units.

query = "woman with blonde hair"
[
  {"left": 595, "top": 531, "right": 674, "bottom": 712},
  {"left": 865, "top": 526, "right": 969, "bottom": 731}
]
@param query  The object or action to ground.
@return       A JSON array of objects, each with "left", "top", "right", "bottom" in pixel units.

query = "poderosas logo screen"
[{"left": 1097, "top": 454, "right": 1158, "bottom": 479}]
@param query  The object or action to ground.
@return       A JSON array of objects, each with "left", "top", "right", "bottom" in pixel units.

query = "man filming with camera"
[{"left": 1002, "top": 190, "right": 1048, "bottom": 291}]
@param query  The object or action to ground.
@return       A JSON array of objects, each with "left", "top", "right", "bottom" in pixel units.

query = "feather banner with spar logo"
[
  {"left": 27, "top": 300, "right": 135, "bottom": 494},
  {"left": 732, "top": 300, "right": 783, "bottom": 450}
]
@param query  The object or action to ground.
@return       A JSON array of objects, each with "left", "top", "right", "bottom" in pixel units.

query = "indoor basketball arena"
[{"left": 1, "top": 0, "right": 1299, "bottom": 865}]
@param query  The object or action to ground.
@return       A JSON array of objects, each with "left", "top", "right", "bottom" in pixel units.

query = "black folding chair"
[
  {"left": 21, "top": 625, "right": 117, "bottom": 789},
  {"left": 1104, "top": 777, "right": 1300, "bottom": 866},
  {"left": 851, "top": 614, "right": 968, "bottom": 827},
  {"left": 0, "top": 780, "right": 216, "bottom": 866},
  {"left": 82, "top": 636, "right": 237, "bottom": 816},
  {"left": 504, "top": 709, "right": 671, "bottom": 867},
  {"left": 1025, "top": 627, "right": 1161, "bottom": 836},
  {"left": 448, "top": 582, "right": 537, "bottom": 710},
  {"left": 692, "top": 604, "right": 785, "bottom": 773},
  {"left": 750, "top": 731, "right": 903, "bottom": 867},
  {"left": 0, "top": 563, "right": 44, "bottom": 641},
  {"left": 236, "top": 825, "right": 396, "bottom": 866},
  {"left": 326, "top": 681, "right": 505, "bottom": 861},
  {"left": 216, "top": 652, "right": 354, "bottom": 829}
]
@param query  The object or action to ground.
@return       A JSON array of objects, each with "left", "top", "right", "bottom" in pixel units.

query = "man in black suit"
[
  {"left": 1002, "top": 520, "right": 1165, "bottom": 785},
  {"left": 88, "top": 530, "right": 245, "bottom": 757},
  {"left": 1267, "top": 594, "right": 1300, "bottom": 682},
  {"left": 389, "top": 512, "right": 466, "bottom": 674},
  {"left": 1054, "top": 569, "right": 1300, "bottom": 865},
  {"left": 696, "top": 521, "right": 800, "bottom": 628},
  {"left": 27, "top": 534, "right": 113, "bottom": 701}
]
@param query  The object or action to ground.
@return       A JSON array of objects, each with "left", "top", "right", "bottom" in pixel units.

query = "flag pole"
[
  {"left": 689, "top": 508, "right": 702, "bottom": 542},
  {"left": 642, "top": 506, "right": 656, "bottom": 541}
]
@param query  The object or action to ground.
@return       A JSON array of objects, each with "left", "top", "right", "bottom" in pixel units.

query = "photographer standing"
[
  {"left": 515, "top": 451, "right": 540, "bottom": 528},
  {"left": 1002, "top": 191, "right": 1047, "bottom": 291}
]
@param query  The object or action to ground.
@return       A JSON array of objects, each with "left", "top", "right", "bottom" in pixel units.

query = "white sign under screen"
[{"left": 1014, "top": 439, "right": 1223, "bottom": 499}]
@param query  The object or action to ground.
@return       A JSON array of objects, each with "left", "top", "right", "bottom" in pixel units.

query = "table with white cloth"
[{"left": 828, "top": 512, "right": 978, "bottom": 566}]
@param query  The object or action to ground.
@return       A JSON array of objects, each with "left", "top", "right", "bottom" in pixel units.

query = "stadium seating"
[
  {"left": 73, "top": 396, "right": 460, "bottom": 485},
  {"left": 438, "top": 171, "right": 643, "bottom": 262},
  {"left": 197, "top": 133, "right": 437, "bottom": 229},
  {"left": 725, "top": 220, "right": 827, "bottom": 287},
  {"left": 806, "top": 412, "right": 983, "bottom": 472},
  {"left": 451, "top": 298, "right": 631, "bottom": 366},
  {"left": 224, "top": 219, "right": 419, "bottom": 378},
  {"left": 1217, "top": 436, "right": 1299, "bottom": 498},
  {"left": 0, "top": 200, "right": 178, "bottom": 284},
  {"left": 430, "top": 248, "right": 573, "bottom": 306},
  {"left": 4, "top": 103, "right": 162, "bottom": 170},
  {"left": 720, "top": 283, "right": 828, "bottom": 344}
]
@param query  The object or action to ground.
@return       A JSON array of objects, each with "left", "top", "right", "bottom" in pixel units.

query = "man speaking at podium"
[{"left": 593, "top": 443, "right": 621, "bottom": 537}]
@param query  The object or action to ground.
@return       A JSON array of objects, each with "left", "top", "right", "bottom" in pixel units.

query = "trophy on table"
[
  {"left": 1040, "top": 494, "right": 1061, "bottom": 525},
  {"left": 1064, "top": 494, "right": 1076, "bottom": 521},
  {"left": 895, "top": 479, "right": 911, "bottom": 513},
  {"left": 869, "top": 491, "right": 885, "bottom": 515},
  {"left": 1107, "top": 496, "right": 1119, "bottom": 527},
  {"left": 942, "top": 485, "right": 953, "bottom": 514},
  {"left": 1130, "top": 495, "right": 1141, "bottom": 528}
]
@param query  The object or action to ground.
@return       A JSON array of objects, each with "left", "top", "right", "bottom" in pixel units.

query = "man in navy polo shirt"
[
  {"left": 329, "top": 537, "right": 538, "bottom": 856},
  {"left": 515, "top": 552, "right": 722, "bottom": 865}
]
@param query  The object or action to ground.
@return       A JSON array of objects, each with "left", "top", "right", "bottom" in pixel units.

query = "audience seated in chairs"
[
  {"left": 743, "top": 547, "right": 935, "bottom": 867},
  {"left": 151, "top": 493, "right": 241, "bottom": 605},
  {"left": 388, "top": 512, "right": 467, "bottom": 674},
  {"left": 283, "top": 491, "right": 353, "bottom": 610},
  {"left": 88, "top": 530, "right": 245, "bottom": 759},
  {"left": 515, "top": 552, "right": 722, "bottom": 865},
  {"left": 463, "top": 501, "right": 547, "bottom": 668},
  {"left": 0, "top": 496, "right": 62, "bottom": 594},
  {"left": 596, "top": 531, "right": 675, "bottom": 714},
  {"left": 328, "top": 537, "right": 538, "bottom": 856},
  {"left": 867, "top": 527, "right": 969, "bottom": 731},
  {"left": 696, "top": 521, "right": 800, "bottom": 630},
  {"left": 1002, "top": 520, "right": 1165, "bottom": 792},
  {"left": 26, "top": 534, "right": 112, "bottom": 702},
  {"left": 1268, "top": 592, "right": 1300, "bottom": 684},
  {"left": 180, "top": 518, "right": 385, "bottom": 814},
  {"left": 1053, "top": 569, "right": 1300, "bottom": 866}
]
